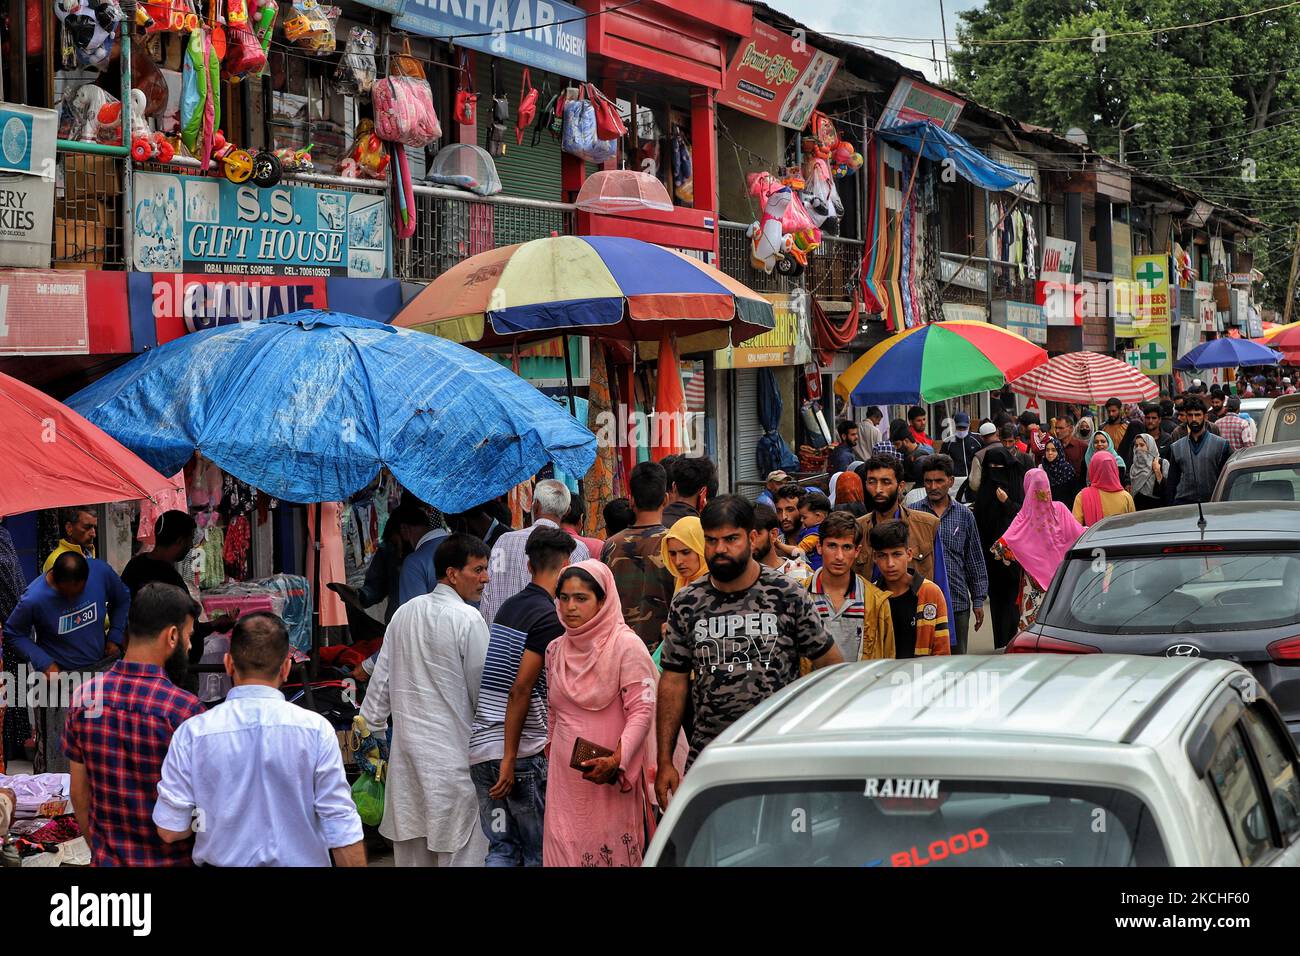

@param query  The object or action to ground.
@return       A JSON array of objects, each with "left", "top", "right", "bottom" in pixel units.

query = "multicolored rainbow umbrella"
[
  {"left": 835, "top": 321, "right": 1048, "bottom": 405},
  {"left": 394, "top": 235, "right": 775, "bottom": 348}
]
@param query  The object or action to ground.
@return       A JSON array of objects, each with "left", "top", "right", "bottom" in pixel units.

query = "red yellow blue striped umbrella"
[{"left": 834, "top": 321, "right": 1048, "bottom": 405}]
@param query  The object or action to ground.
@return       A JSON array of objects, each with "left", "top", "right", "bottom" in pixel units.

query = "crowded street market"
[{"left": 0, "top": 0, "right": 1297, "bottom": 934}]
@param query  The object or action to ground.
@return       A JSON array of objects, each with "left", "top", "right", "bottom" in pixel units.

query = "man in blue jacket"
[{"left": 3, "top": 550, "right": 130, "bottom": 771}]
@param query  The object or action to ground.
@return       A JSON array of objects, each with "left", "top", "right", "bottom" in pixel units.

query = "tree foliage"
[{"left": 950, "top": 0, "right": 1300, "bottom": 307}]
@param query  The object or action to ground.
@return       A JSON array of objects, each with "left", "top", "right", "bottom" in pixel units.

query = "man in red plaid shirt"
[
  {"left": 63, "top": 583, "right": 203, "bottom": 866},
  {"left": 1215, "top": 397, "right": 1256, "bottom": 453}
]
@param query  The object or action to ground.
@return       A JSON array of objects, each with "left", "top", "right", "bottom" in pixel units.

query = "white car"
[{"left": 645, "top": 655, "right": 1300, "bottom": 867}]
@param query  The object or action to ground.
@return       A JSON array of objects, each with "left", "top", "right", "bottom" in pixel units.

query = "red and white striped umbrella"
[{"left": 1008, "top": 351, "right": 1159, "bottom": 404}]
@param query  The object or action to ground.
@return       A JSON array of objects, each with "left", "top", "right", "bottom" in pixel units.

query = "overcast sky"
[{"left": 763, "top": 0, "right": 985, "bottom": 81}]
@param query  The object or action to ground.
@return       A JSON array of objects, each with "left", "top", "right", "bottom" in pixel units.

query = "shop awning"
[{"left": 876, "top": 120, "right": 1033, "bottom": 192}]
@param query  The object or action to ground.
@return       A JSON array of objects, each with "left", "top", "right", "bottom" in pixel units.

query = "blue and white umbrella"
[
  {"left": 67, "top": 310, "right": 596, "bottom": 511},
  {"left": 1174, "top": 337, "right": 1282, "bottom": 371}
]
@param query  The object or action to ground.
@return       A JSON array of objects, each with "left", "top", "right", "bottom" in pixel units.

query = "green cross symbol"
[
  {"left": 1141, "top": 341, "right": 1167, "bottom": 369},
  {"left": 1136, "top": 261, "right": 1164, "bottom": 288},
  {"left": 1125, "top": 351, "right": 1141, "bottom": 369}
]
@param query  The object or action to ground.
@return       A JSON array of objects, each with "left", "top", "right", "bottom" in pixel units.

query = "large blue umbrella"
[
  {"left": 1174, "top": 337, "right": 1282, "bottom": 371},
  {"left": 66, "top": 310, "right": 597, "bottom": 512}
]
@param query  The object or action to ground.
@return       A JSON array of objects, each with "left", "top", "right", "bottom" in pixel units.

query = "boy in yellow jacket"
[
  {"left": 869, "top": 519, "right": 950, "bottom": 658},
  {"left": 806, "top": 511, "right": 893, "bottom": 662}
]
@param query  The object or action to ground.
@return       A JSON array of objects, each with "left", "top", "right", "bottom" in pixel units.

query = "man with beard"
[
  {"left": 1165, "top": 395, "right": 1232, "bottom": 505},
  {"left": 1141, "top": 404, "right": 1171, "bottom": 459},
  {"left": 853, "top": 456, "right": 953, "bottom": 627},
  {"left": 910, "top": 455, "right": 985, "bottom": 654},
  {"left": 62, "top": 583, "right": 203, "bottom": 866},
  {"left": 1101, "top": 398, "right": 1138, "bottom": 467},
  {"left": 753, "top": 504, "right": 810, "bottom": 586},
  {"left": 773, "top": 482, "right": 805, "bottom": 547},
  {"left": 655, "top": 496, "right": 842, "bottom": 803},
  {"left": 4, "top": 550, "right": 130, "bottom": 772},
  {"left": 939, "top": 412, "right": 982, "bottom": 477},
  {"left": 1052, "top": 413, "right": 1089, "bottom": 474}
]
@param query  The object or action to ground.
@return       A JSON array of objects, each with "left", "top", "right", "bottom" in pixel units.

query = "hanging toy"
[
  {"left": 180, "top": 27, "right": 222, "bottom": 168},
  {"left": 391, "top": 148, "right": 416, "bottom": 240},
  {"left": 746, "top": 171, "right": 819, "bottom": 276},
  {"left": 799, "top": 156, "right": 842, "bottom": 230},
  {"left": 337, "top": 119, "right": 389, "bottom": 179},
  {"left": 54, "top": 0, "right": 123, "bottom": 70},
  {"left": 283, "top": 0, "right": 338, "bottom": 55},
  {"left": 96, "top": 88, "right": 176, "bottom": 162},
  {"left": 254, "top": 0, "right": 276, "bottom": 54},
  {"left": 221, "top": 0, "right": 267, "bottom": 80},
  {"left": 829, "top": 139, "right": 863, "bottom": 179},
  {"left": 137, "top": 0, "right": 199, "bottom": 33}
]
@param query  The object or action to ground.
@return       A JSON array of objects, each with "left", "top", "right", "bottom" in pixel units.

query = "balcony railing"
[
  {"left": 718, "top": 221, "right": 864, "bottom": 300},
  {"left": 395, "top": 186, "right": 576, "bottom": 282}
]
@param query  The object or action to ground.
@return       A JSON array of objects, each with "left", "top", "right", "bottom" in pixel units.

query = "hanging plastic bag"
[
  {"left": 373, "top": 74, "right": 440, "bottom": 147},
  {"left": 283, "top": 0, "right": 336, "bottom": 55},
  {"left": 61, "top": 83, "right": 116, "bottom": 141},
  {"left": 181, "top": 27, "right": 222, "bottom": 168},
  {"left": 391, "top": 148, "right": 416, "bottom": 240},
  {"left": 221, "top": 0, "right": 266, "bottom": 80},
  {"left": 351, "top": 772, "right": 385, "bottom": 826},
  {"left": 335, "top": 26, "right": 376, "bottom": 95},
  {"left": 55, "top": 0, "right": 123, "bottom": 70},
  {"left": 561, "top": 87, "right": 616, "bottom": 164},
  {"left": 670, "top": 129, "right": 693, "bottom": 204},
  {"left": 516, "top": 68, "right": 538, "bottom": 145},
  {"left": 453, "top": 50, "right": 476, "bottom": 125}
]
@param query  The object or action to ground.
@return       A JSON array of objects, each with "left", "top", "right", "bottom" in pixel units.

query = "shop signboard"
[
  {"left": 0, "top": 103, "right": 55, "bottom": 268},
  {"left": 1040, "top": 237, "right": 1075, "bottom": 283},
  {"left": 1134, "top": 331, "right": 1172, "bottom": 377},
  {"left": 1132, "top": 253, "right": 1170, "bottom": 337},
  {"left": 393, "top": 0, "right": 587, "bottom": 80},
  {"left": 0, "top": 270, "right": 88, "bottom": 354},
  {"left": 718, "top": 20, "right": 841, "bottom": 130},
  {"left": 940, "top": 255, "right": 987, "bottom": 292},
  {"left": 941, "top": 303, "right": 986, "bottom": 323},
  {"left": 995, "top": 300, "right": 1046, "bottom": 344},
  {"left": 1113, "top": 277, "right": 1138, "bottom": 337},
  {"left": 1196, "top": 280, "right": 1218, "bottom": 332},
  {"left": 131, "top": 173, "right": 388, "bottom": 277},
  {"left": 714, "top": 292, "right": 810, "bottom": 369},
  {"left": 1177, "top": 318, "right": 1201, "bottom": 363},
  {"left": 878, "top": 78, "right": 964, "bottom": 131},
  {"left": 1036, "top": 280, "right": 1082, "bottom": 327}
]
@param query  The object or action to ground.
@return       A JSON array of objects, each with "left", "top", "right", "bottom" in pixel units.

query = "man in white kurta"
[{"left": 360, "top": 534, "right": 491, "bottom": 867}]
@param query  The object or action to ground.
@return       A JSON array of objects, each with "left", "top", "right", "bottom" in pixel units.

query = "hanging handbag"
[
  {"left": 587, "top": 82, "right": 627, "bottom": 140},
  {"left": 453, "top": 49, "right": 477, "bottom": 125},
  {"left": 516, "top": 67, "right": 538, "bottom": 145},
  {"left": 561, "top": 85, "right": 616, "bottom": 163},
  {"left": 389, "top": 35, "right": 424, "bottom": 79},
  {"left": 486, "top": 58, "right": 508, "bottom": 157}
]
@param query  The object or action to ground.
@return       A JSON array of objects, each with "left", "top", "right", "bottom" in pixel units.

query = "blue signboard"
[
  {"left": 393, "top": 0, "right": 588, "bottom": 80},
  {"left": 0, "top": 103, "right": 55, "bottom": 177},
  {"left": 131, "top": 172, "right": 389, "bottom": 277}
]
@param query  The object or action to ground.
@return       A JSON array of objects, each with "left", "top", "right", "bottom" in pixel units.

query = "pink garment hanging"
[
  {"left": 307, "top": 502, "right": 348, "bottom": 627},
  {"left": 137, "top": 471, "right": 189, "bottom": 549},
  {"left": 185, "top": 457, "right": 224, "bottom": 508}
]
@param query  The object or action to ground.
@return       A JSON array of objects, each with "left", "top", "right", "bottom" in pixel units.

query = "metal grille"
[
  {"left": 396, "top": 189, "right": 576, "bottom": 281},
  {"left": 718, "top": 222, "right": 787, "bottom": 294},
  {"left": 805, "top": 235, "right": 864, "bottom": 300},
  {"left": 53, "top": 151, "right": 125, "bottom": 269}
]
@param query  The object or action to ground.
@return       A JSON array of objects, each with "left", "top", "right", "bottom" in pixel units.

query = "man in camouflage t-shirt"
[
  {"left": 656, "top": 496, "right": 842, "bottom": 806},
  {"left": 600, "top": 461, "right": 675, "bottom": 651}
]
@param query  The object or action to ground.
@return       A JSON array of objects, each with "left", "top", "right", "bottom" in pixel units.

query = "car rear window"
[
  {"left": 1044, "top": 551, "right": 1300, "bottom": 634},
  {"left": 1269, "top": 403, "right": 1300, "bottom": 443},
  {"left": 657, "top": 780, "right": 1168, "bottom": 867},
  {"left": 1223, "top": 466, "right": 1300, "bottom": 502}
]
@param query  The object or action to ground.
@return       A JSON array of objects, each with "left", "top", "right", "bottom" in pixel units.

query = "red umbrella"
[
  {"left": 1008, "top": 351, "right": 1158, "bottom": 404},
  {"left": 0, "top": 370, "right": 179, "bottom": 517}
]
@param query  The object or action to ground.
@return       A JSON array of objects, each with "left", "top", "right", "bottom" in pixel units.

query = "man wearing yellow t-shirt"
[{"left": 42, "top": 507, "right": 97, "bottom": 573}]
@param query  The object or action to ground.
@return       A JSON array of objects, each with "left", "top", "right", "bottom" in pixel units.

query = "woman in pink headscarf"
[
  {"left": 543, "top": 559, "right": 661, "bottom": 867},
  {"left": 992, "top": 469, "right": 1086, "bottom": 630},
  {"left": 1072, "top": 450, "right": 1135, "bottom": 527}
]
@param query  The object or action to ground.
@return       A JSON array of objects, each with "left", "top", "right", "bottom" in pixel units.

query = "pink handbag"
[{"left": 373, "top": 75, "right": 441, "bottom": 147}]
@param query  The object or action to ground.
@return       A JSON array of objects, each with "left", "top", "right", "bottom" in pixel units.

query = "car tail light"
[
  {"left": 1267, "top": 636, "right": 1300, "bottom": 665},
  {"left": 1006, "top": 632, "right": 1100, "bottom": 655},
  {"left": 1161, "top": 544, "right": 1225, "bottom": 554}
]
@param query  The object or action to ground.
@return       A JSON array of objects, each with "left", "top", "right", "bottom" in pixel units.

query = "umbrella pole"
[{"left": 563, "top": 334, "right": 577, "bottom": 417}]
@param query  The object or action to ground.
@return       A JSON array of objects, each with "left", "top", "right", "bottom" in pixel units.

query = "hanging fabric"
[
  {"left": 584, "top": 339, "right": 617, "bottom": 538},
  {"left": 651, "top": 332, "right": 685, "bottom": 461}
]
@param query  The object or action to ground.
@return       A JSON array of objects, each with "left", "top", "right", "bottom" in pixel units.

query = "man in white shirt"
[
  {"left": 360, "top": 533, "right": 492, "bottom": 867},
  {"left": 153, "top": 613, "right": 365, "bottom": 866},
  {"left": 478, "top": 479, "right": 589, "bottom": 625}
]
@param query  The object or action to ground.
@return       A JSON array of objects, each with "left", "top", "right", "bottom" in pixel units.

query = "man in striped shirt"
[
  {"left": 468, "top": 526, "right": 573, "bottom": 867},
  {"left": 1214, "top": 397, "right": 1256, "bottom": 452}
]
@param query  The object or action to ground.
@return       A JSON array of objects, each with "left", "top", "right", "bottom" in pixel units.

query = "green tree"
[{"left": 950, "top": 0, "right": 1300, "bottom": 308}]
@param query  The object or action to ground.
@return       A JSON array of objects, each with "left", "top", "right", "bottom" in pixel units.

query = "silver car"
[{"left": 645, "top": 655, "right": 1300, "bottom": 866}]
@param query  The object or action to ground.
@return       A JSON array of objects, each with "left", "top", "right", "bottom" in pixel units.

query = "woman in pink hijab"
[
  {"left": 1072, "top": 450, "right": 1136, "bottom": 527},
  {"left": 543, "top": 559, "right": 661, "bottom": 867},
  {"left": 992, "top": 469, "right": 1086, "bottom": 631}
]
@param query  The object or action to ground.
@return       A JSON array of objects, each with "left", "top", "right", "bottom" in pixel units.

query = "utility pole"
[
  {"left": 939, "top": 0, "right": 950, "bottom": 81},
  {"left": 1284, "top": 221, "right": 1300, "bottom": 325}
]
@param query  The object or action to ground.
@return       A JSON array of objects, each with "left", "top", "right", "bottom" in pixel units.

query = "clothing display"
[
  {"left": 307, "top": 503, "right": 348, "bottom": 628},
  {"left": 136, "top": 473, "right": 189, "bottom": 549}
]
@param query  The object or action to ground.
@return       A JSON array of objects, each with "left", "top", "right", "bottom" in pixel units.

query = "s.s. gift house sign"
[{"left": 131, "top": 172, "right": 388, "bottom": 277}]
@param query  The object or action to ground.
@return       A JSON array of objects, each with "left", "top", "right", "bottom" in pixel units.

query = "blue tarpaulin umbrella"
[
  {"left": 66, "top": 310, "right": 597, "bottom": 512},
  {"left": 1174, "top": 337, "right": 1282, "bottom": 371}
]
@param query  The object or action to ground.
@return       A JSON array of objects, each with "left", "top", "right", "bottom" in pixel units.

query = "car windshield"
[
  {"left": 1044, "top": 550, "right": 1300, "bottom": 634},
  {"left": 658, "top": 780, "right": 1168, "bottom": 867},
  {"left": 1223, "top": 465, "right": 1300, "bottom": 502},
  {"left": 1243, "top": 407, "right": 1266, "bottom": 429}
]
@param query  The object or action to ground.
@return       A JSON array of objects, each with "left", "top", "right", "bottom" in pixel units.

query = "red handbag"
[
  {"left": 454, "top": 50, "right": 477, "bottom": 126},
  {"left": 587, "top": 83, "right": 626, "bottom": 140},
  {"left": 516, "top": 68, "right": 538, "bottom": 145}
]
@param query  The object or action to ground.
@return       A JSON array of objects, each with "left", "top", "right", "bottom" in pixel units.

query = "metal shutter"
[
  {"left": 732, "top": 369, "right": 765, "bottom": 487},
  {"left": 476, "top": 59, "right": 564, "bottom": 203}
]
